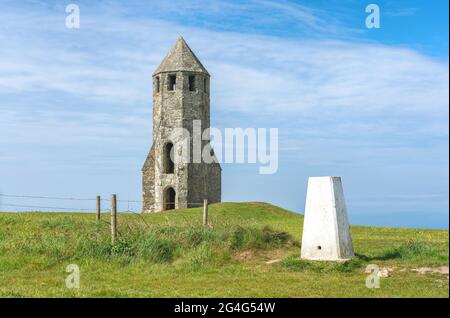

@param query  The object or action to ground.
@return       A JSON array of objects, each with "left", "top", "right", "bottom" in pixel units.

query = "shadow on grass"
[
  {"left": 281, "top": 255, "right": 364, "bottom": 273},
  {"left": 355, "top": 240, "right": 447, "bottom": 263},
  {"left": 281, "top": 240, "right": 448, "bottom": 273}
]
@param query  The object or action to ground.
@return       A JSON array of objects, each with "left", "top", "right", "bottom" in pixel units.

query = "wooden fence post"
[
  {"left": 203, "top": 199, "right": 208, "bottom": 226},
  {"left": 111, "top": 194, "right": 117, "bottom": 244},
  {"left": 96, "top": 195, "right": 101, "bottom": 221}
]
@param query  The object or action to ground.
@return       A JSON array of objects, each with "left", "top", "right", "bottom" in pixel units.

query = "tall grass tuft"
[
  {"left": 229, "top": 226, "right": 290, "bottom": 250},
  {"left": 134, "top": 232, "right": 175, "bottom": 263},
  {"left": 0, "top": 217, "right": 293, "bottom": 267},
  {"left": 376, "top": 240, "right": 448, "bottom": 263}
]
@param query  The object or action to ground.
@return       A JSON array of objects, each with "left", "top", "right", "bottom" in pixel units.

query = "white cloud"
[
  {"left": 0, "top": 1, "right": 447, "bottom": 224},
  {"left": 0, "top": 5, "right": 447, "bottom": 116},
  {"left": 0, "top": 3, "right": 447, "bottom": 160}
]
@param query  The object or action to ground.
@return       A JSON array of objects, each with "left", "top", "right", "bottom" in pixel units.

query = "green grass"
[{"left": 0, "top": 202, "right": 448, "bottom": 297}]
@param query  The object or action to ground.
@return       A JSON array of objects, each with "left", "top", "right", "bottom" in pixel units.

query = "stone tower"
[{"left": 142, "top": 37, "right": 221, "bottom": 213}]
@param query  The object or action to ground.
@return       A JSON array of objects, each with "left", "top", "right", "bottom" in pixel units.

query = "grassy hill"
[{"left": 0, "top": 202, "right": 448, "bottom": 297}]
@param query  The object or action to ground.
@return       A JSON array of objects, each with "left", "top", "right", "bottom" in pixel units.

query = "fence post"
[
  {"left": 111, "top": 194, "right": 117, "bottom": 244},
  {"left": 96, "top": 195, "right": 101, "bottom": 221},
  {"left": 203, "top": 199, "right": 208, "bottom": 226}
]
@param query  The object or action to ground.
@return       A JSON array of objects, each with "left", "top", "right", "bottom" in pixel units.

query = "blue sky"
[{"left": 0, "top": 0, "right": 448, "bottom": 229}]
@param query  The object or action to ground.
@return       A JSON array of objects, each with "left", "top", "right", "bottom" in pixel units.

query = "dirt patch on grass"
[
  {"left": 412, "top": 266, "right": 449, "bottom": 275},
  {"left": 378, "top": 266, "right": 395, "bottom": 277},
  {"left": 366, "top": 266, "right": 449, "bottom": 277},
  {"left": 233, "top": 250, "right": 256, "bottom": 261},
  {"left": 363, "top": 266, "right": 394, "bottom": 277},
  {"left": 265, "top": 259, "right": 282, "bottom": 265},
  {"left": 233, "top": 248, "right": 292, "bottom": 263}
]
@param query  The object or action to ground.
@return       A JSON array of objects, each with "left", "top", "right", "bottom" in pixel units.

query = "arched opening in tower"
[
  {"left": 164, "top": 142, "right": 174, "bottom": 174},
  {"left": 164, "top": 187, "right": 176, "bottom": 210}
]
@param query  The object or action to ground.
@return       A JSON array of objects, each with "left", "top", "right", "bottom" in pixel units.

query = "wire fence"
[
  {"left": 0, "top": 193, "right": 140, "bottom": 213},
  {"left": 0, "top": 193, "right": 211, "bottom": 243},
  {"left": 0, "top": 193, "right": 205, "bottom": 213},
  {"left": 1, "top": 203, "right": 93, "bottom": 212}
]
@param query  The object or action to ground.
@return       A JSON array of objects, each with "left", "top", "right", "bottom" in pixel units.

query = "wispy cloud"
[
  {"left": 1, "top": 2, "right": 448, "bottom": 164},
  {"left": 0, "top": 1, "right": 448, "bottom": 227}
]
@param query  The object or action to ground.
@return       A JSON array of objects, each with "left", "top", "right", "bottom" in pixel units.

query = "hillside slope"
[{"left": 0, "top": 202, "right": 448, "bottom": 297}]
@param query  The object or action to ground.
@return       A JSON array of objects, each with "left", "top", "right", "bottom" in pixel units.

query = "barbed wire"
[
  {"left": 1, "top": 203, "right": 93, "bottom": 211},
  {"left": 0, "top": 194, "right": 96, "bottom": 201},
  {"left": 0, "top": 193, "right": 145, "bottom": 203},
  {"left": 0, "top": 194, "right": 205, "bottom": 205},
  {"left": 0, "top": 193, "right": 206, "bottom": 213}
]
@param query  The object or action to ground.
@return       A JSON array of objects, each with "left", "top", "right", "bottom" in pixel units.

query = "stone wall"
[{"left": 142, "top": 145, "right": 155, "bottom": 212}]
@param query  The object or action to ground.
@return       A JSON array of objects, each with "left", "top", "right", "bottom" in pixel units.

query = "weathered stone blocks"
[{"left": 142, "top": 37, "right": 221, "bottom": 213}]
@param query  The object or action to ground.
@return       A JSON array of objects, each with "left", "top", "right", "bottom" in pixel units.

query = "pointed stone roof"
[{"left": 153, "top": 37, "right": 209, "bottom": 76}]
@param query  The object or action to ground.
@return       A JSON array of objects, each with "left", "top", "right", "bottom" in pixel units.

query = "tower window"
[
  {"left": 188, "top": 75, "right": 196, "bottom": 91},
  {"left": 203, "top": 77, "right": 208, "bottom": 93},
  {"left": 155, "top": 76, "right": 160, "bottom": 93},
  {"left": 168, "top": 74, "right": 176, "bottom": 91},
  {"left": 164, "top": 142, "right": 174, "bottom": 174}
]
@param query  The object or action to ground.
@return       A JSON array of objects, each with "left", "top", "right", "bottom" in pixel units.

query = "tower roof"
[{"left": 153, "top": 37, "right": 209, "bottom": 76}]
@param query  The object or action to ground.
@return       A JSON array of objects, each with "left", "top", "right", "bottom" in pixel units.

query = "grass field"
[{"left": 0, "top": 202, "right": 448, "bottom": 297}]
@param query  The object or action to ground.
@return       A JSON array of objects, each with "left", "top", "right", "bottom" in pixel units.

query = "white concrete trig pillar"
[{"left": 301, "top": 176, "right": 354, "bottom": 261}]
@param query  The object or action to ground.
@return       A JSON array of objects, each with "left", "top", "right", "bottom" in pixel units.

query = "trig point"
[{"left": 301, "top": 176, "right": 354, "bottom": 261}]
